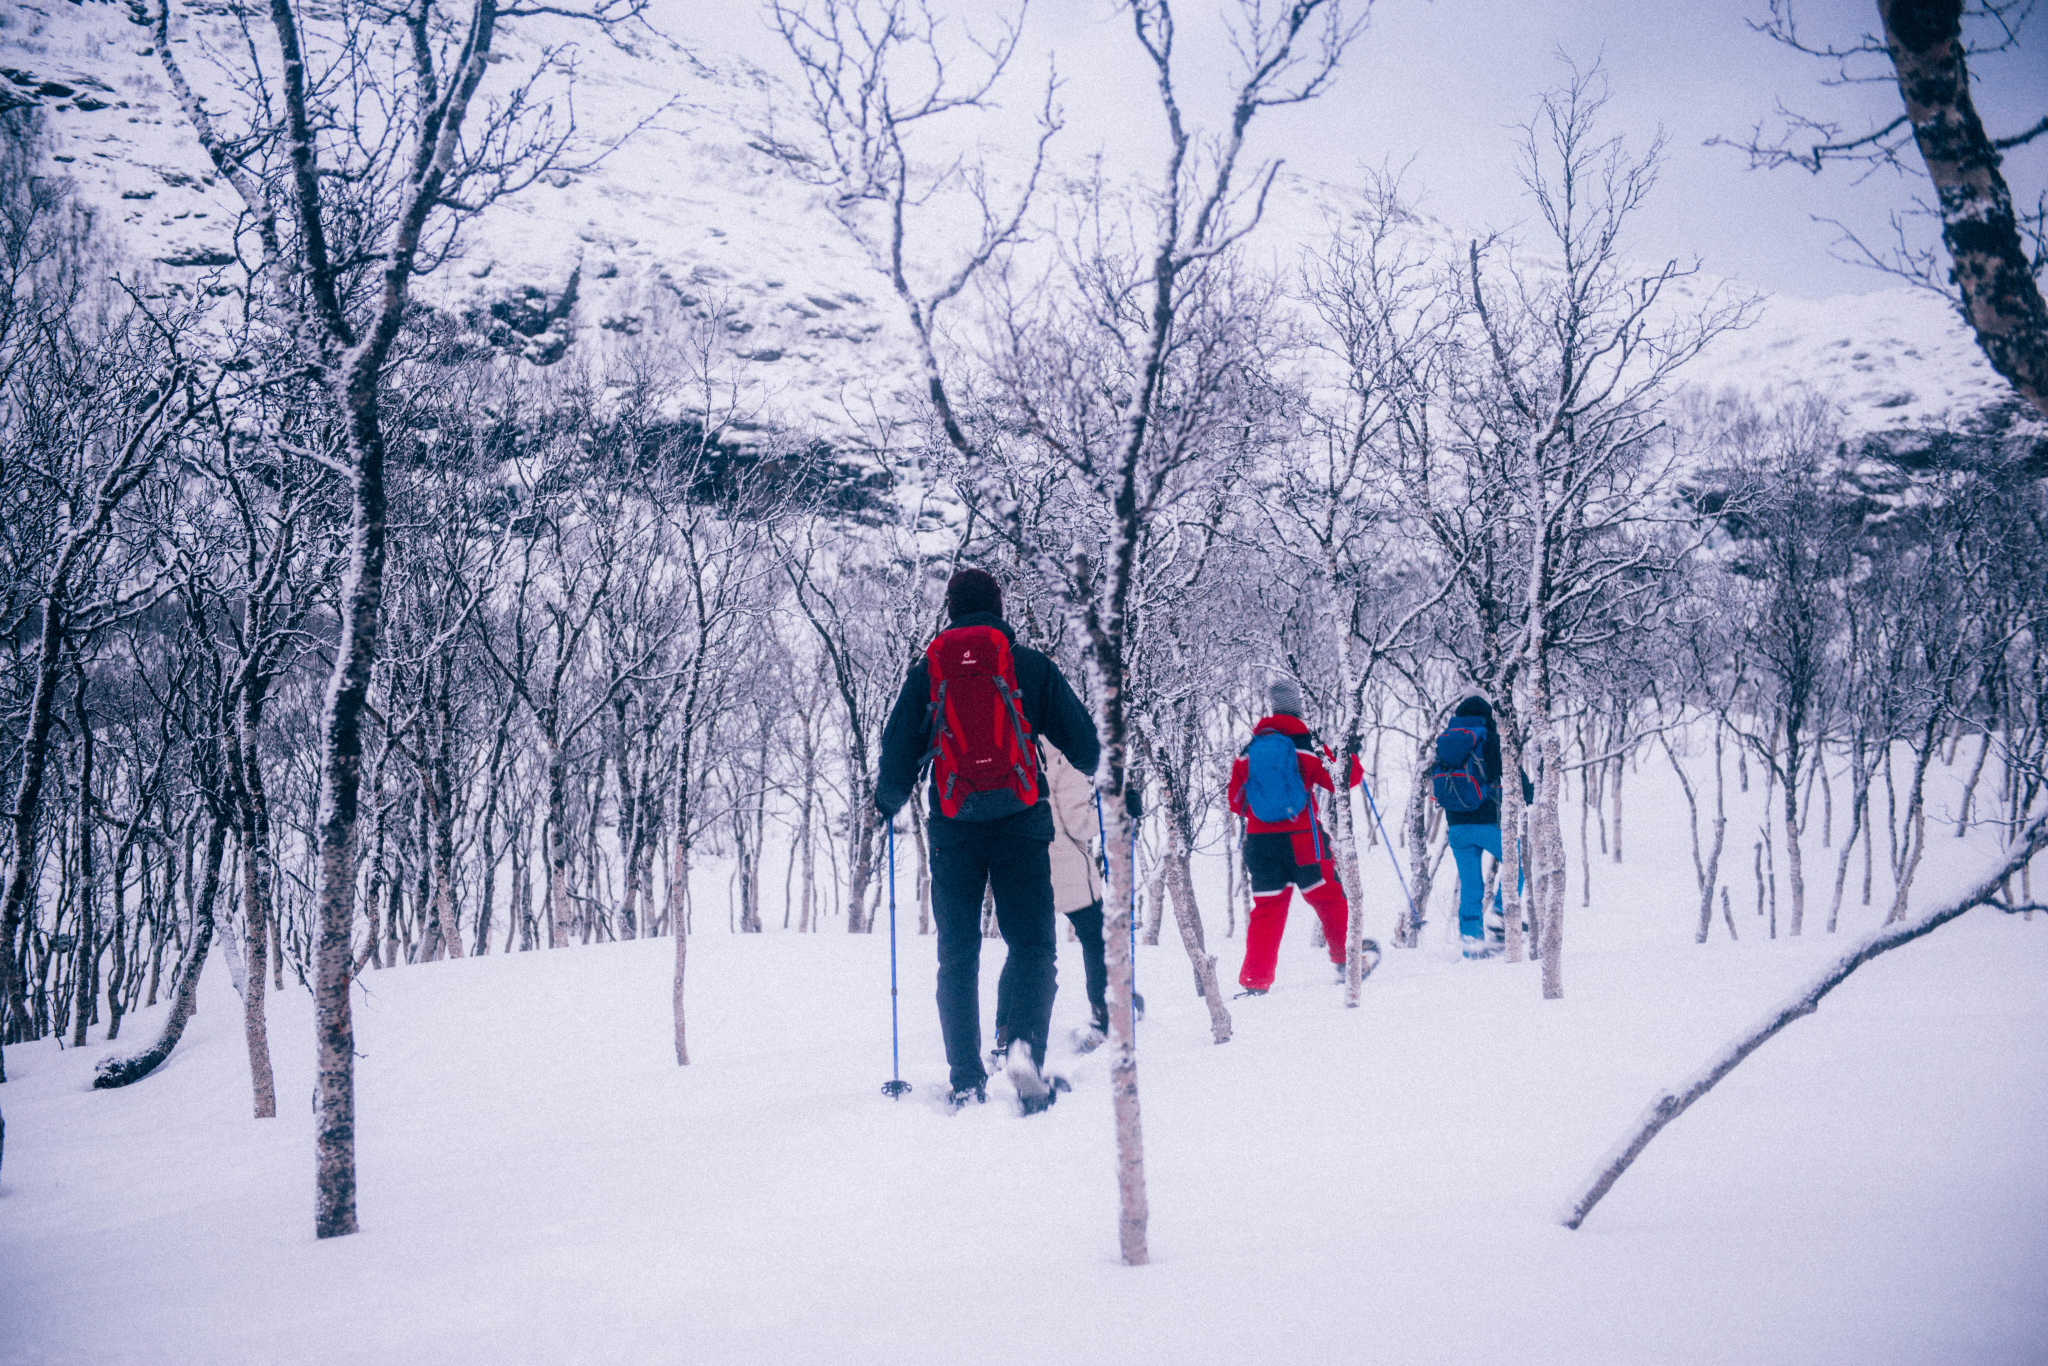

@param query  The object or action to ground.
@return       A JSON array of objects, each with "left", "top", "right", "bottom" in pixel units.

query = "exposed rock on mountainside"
[{"left": 4, "top": 0, "right": 2038, "bottom": 470}]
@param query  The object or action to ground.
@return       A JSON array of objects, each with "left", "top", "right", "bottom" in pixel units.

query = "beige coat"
[{"left": 1040, "top": 739, "right": 1102, "bottom": 915}]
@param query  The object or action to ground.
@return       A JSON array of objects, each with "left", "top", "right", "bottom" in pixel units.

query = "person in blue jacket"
[{"left": 1442, "top": 696, "right": 1532, "bottom": 959}]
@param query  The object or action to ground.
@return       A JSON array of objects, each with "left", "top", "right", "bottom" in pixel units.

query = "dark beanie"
[{"left": 945, "top": 568, "right": 1002, "bottom": 621}]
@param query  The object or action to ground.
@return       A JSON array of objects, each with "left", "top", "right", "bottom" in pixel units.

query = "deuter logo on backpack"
[
  {"left": 924, "top": 625, "right": 1040, "bottom": 821},
  {"left": 1242, "top": 730, "right": 1310, "bottom": 824},
  {"left": 1431, "top": 718, "right": 1493, "bottom": 813}
]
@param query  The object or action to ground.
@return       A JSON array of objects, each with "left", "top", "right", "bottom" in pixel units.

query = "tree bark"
[
  {"left": 70, "top": 668, "right": 98, "bottom": 1049},
  {"left": 1877, "top": 0, "right": 2048, "bottom": 419},
  {"left": 94, "top": 817, "right": 226, "bottom": 1088},
  {"left": 1398, "top": 740, "right": 1436, "bottom": 949},
  {"left": 1166, "top": 841, "right": 1231, "bottom": 1042}
]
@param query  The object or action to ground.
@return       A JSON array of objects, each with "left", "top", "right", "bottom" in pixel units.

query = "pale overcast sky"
[{"left": 686, "top": 0, "right": 2048, "bottom": 301}]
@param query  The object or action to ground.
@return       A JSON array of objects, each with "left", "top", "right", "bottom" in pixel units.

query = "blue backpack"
[
  {"left": 1431, "top": 718, "right": 1494, "bottom": 813},
  {"left": 1243, "top": 730, "right": 1310, "bottom": 823}
]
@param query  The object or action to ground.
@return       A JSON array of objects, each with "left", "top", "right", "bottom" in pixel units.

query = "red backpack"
[{"left": 923, "top": 624, "right": 1040, "bottom": 821}]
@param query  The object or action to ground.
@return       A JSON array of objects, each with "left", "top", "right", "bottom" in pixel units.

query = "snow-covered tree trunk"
[
  {"left": 70, "top": 678, "right": 98, "bottom": 1050},
  {"left": 1166, "top": 837, "right": 1230, "bottom": 1043},
  {"left": 1877, "top": 0, "right": 2048, "bottom": 420},
  {"left": 94, "top": 816, "right": 225, "bottom": 1088},
  {"left": 1886, "top": 719, "right": 1940, "bottom": 924},
  {"left": 1096, "top": 762, "right": 1149, "bottom": 1265},
  {"left": 1829, "top": 754, "right": 1872, "bottom": 934},
  {"left": 1399, "top": 741, "right": 1436, "bottom": 949},
  {"left": 1523, "top": 658, "right": 1569, "bottom": 997},
  {"left": 543, "top": 737, "right": 572, "bottom": 948},
  {"left": 310, "top": 369, "right": 391, "bottom": 1239},
  {"left": 672, "top": 841, "right": 691, "bottom": 1067},
  {"left": 232, "top": 653, "right": 279, "bottom": 1118},
  {"left": 1328, "top": 776, "right": 1370, "bottom": 1005},
  {"left": 425, "top": 663, "right": 464, "bottom": 960},
  {"left": 1497, "top": 718, "right": 1529, "bottom": 965}
]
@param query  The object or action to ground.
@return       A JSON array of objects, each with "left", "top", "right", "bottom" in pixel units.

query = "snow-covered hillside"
[
  {"left": 1, "top": 744, "right": 2043, "bottom": 1365},
  {"left": 3, "top": 0, "right": 2030, "bottom": 458}
]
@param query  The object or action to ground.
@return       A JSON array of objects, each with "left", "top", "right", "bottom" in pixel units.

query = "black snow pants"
[
  {"left": 930, "top": 820, "right": 1057, "bottom": 1092},
  {"left": 1063, "top": 901, "right": 1109, "bottom": 1031}
]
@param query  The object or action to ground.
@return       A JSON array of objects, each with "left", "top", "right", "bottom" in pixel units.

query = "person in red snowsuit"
[{"left": 1227, "top": 677, "right": 1362, "bottom": 994}]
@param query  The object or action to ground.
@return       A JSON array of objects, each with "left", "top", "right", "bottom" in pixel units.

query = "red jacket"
[{"left": 1227, "top": 714, "right": 1363, "bottom": 840}]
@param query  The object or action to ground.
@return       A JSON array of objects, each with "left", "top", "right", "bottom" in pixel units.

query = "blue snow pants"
[{"left": 1447, "top": 823, "right": 1522, "bottom": 940}]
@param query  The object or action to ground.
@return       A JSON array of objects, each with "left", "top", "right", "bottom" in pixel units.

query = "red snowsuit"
[{"left": 1227, "top": 714, "right": 1363, "bottom": 992}]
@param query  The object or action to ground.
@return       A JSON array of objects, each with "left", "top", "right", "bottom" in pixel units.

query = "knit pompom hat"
[
  {"left": 1267, "top": 676, "right": 1305, "bottom": 718},
  {"left": 945, "top": 568, "right": 1002, "bottom": 621}
]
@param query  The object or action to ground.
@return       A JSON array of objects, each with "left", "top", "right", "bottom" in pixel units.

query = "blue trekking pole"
[
  {"left": 881, "top": 820, "right": 910, "bottom": 1099},
  {"left": 1360, "top": 778, "right": 1422, "bottom": 938}
]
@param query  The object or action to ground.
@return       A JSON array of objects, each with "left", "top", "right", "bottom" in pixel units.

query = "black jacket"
[
  {"left": 875, "top": 612, "right": 1100, "bottom": 844},
  {"left": 1444, "top": 695, "right": 1533, "bottom": 827}
]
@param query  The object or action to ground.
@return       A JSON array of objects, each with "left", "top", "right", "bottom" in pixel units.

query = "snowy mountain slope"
[
  {"left": 4, "top": 2, "right": 2033, "bottom": 459},
  {"left": 1, "top": 744, "right": 2043, "bottom": 1365}
]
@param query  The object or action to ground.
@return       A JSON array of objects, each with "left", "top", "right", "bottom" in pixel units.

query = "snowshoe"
[
  {"left": 946, "top": 1082, "right": 987, "bottom": 1112},
  {"left": 1005, "top": 1038, "right": 1055, "bottom": 1116},
  {"left": 1233, "top": 986, "right": 1268, "bottom": 999},
  {"left": 1070, "top": 1024, "right": 1107, "bottom": 1055}
]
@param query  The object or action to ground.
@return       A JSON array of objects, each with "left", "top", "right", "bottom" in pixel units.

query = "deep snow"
[{"left": 2, "top": 754, "right": 2044, "bottom": 1366}]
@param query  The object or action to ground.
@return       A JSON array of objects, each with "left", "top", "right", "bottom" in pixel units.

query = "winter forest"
[{"left": 2, "top": 0, "right": 2045, "bottom": 1361}]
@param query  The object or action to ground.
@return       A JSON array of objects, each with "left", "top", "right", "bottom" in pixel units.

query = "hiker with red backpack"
[
  {"left": 1228, "top": 677, "right": 1363, "bottom": 996},
  {"left": 874, "top": 569, "right": 1100, "bottom": 1114},
  {"left": 1433, "top": 695, "right": 1533, "bottom": 960}
]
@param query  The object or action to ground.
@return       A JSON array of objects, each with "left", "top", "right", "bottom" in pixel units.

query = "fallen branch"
[{"left": 1560, "top": 806, "right": 2048, "bottom": 1230}]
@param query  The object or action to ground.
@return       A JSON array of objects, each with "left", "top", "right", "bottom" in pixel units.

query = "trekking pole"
[
  {"left": 881, "top": 820, "right": 910, "bottom": 1099},
  {"left": 1360, "top": 778, "right": 1422, "bottom": 938}
]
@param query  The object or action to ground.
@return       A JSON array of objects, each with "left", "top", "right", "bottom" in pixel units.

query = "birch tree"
[
  {"left": 1736, "top": 0, "right": 2048, "bottom": 418},
  {"left": 140, "top": 0, "right": 651, "bottom": 1237}
]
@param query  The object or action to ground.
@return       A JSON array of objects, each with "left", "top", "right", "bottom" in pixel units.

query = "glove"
[{"left": 1124, "top": 785, "right": 1143, "bottom": 820}]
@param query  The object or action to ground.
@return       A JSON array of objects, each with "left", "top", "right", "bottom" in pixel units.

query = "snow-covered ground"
[{"left": 3, "top": 753, "right": 2043, "bottom": 1365}]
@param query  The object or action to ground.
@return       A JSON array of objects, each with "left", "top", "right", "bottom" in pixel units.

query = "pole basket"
[{"left": 881, "top": 1079, "right": 912, "bottom": 1098}]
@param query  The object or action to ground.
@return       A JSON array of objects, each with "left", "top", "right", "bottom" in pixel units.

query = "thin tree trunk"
[
  {"left": 1141, "top": 868, "right": 1166, "bottom": 947},
  {"left": 71, "top": 670, "right": 98, "bottom": 1049},
  {"left": 1887, "top": 722, "right": 1940, "bottom": 924},
  {"left": 1955, "top": 728, "right": 1992, "bottom": 837},
  {"left": 540, "top": 737, "right": 570, "bottom": 949},
  {"left": 1610, "top": 751, "right": 1624, "bottom": 864},
  {"left": 230, "top": 664, "right": 278, "bottom": 1118},
  {"left": 239, "top": 821, "right": 276, "bottom": 1118},
  {"left": 1166, "top": 850, "right": 1230, "bottom": 1042},
  {"left": 1829, "top": 746, "right": 1872, "bottom": 934},
  {"left": 1499, "top": 723, "right": 1528, "bottom": 965},
  {"left": 1399, "top": 741, "right": 1436, "bottom": 949},
  {"left": 94, "top": 817, "right": 226, "bottom": 1088},
  {"left": 310, "top": 360, "right": 394, "bottom": 1241}
]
